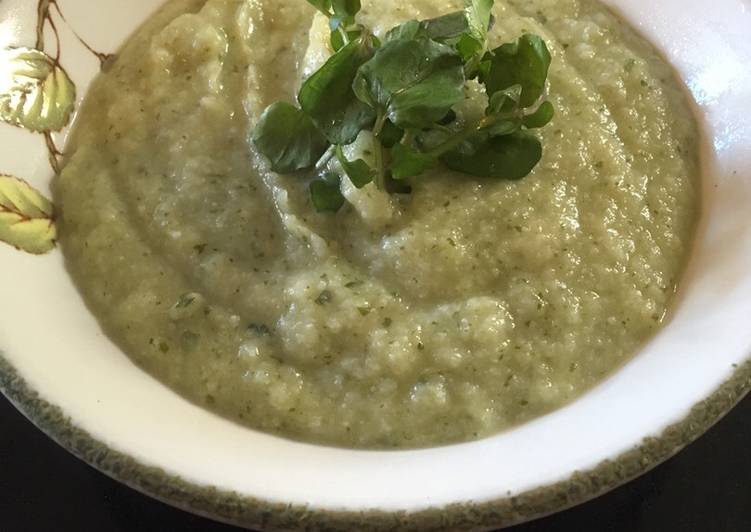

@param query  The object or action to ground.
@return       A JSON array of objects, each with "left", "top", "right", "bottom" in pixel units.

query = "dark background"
[{"left": 1, "top": 394, "right": 749, "bottom": 532}]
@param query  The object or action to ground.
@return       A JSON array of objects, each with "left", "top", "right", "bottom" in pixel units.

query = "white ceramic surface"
[{"left": 1, "top": 0, "right": 750, "bottom": 527}]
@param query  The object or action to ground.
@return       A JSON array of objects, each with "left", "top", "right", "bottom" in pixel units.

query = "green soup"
[{"left": 57, "top": 0, "right": 699, "bottom": 448}]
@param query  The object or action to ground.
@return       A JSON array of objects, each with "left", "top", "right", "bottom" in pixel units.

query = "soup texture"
[{"left": 57, "top": 0, "right": 699, "bottom": 448}]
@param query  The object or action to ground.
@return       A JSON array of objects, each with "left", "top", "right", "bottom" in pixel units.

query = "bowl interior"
[{"left": 1, "top": 0, "right": 750, "bottom": 515}]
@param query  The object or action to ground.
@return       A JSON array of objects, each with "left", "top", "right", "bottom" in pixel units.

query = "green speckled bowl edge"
[{"left": 2, "top": 352, "right": 748, "bottom": 531}]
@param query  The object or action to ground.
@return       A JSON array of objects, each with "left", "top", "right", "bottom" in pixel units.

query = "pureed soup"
[{"left": 57, "top": 0, "right": 699, "bottom": 448}]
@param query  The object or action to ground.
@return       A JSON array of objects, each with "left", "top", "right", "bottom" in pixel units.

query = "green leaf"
[
  {"left": 0, "top": 174, "right": 56, "bottom": 254},
  {"left": 464, "top": 0, "right": 494, "bottom": 52},
  {"left": 251, "top": 102, "right": 328, "bottom": 173},
  {"left": 456, "top": 33, "right": 482, "bottom": 63},
  {"left": 421, "top": 12, "right": 469, "bottom": 42},
  {"left": 455, "top": 0, "right": 493, "bottom": 69},
  {"left": 299, "top": 37, "right": 376, "bottom": 145},
  {"left": 477, "top": 57, "right": 492, "bottom": 79},
  {"left": 376, "top": 119, "right": 404, "bottom": 148},
  {"left": 523, "top": 100, "right": 555, "bottom": 128},
  {"left": 306, "top": 0, "right": 332, "bottom": 15},
  {"left": 354, "top": 37, "right": 465, "bottom": 129},
  {"left": 483, "top": 34, "right": 552, "bottom": 107},
  {"left": 253, "top": 2, "right": 553, "bottom": 205},
  {"left": 442, "top": 130, "right": 542, "bottom": 179},
  {"left": 384, "top": 20, "right": 421, "bottom": 43},
  {"left": 414, "top": 126, "right": 454, "bottom": 152},
  {"left": 487, "top": 84, "right": 522, "bottom": 114},
  {"left": 391, "top": 143, "right": 438, "bottom": 179},
  {"left": 332, "top": 0, "right": 361, "bottom": 20},
  {"left": 0, "top": 47, "right": 76, "bottom": 132},
  {"left": 483, "top": 119, "right": 520, "bottom": 137},
  {"left": 384, "top": 13, "right": 469, "bottom": 45},
  {"left": 310, "top": 175, "right": 346, "bottom": 212},
  {"left": 335, "top": 145, "right": 373, "bottom": 187}
]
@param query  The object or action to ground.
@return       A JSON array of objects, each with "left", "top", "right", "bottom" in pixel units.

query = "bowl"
[{"left": 1, "top": 0, "right": 749, "bottom": 530}]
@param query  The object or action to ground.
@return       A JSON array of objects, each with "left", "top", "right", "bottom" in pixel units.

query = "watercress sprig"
[{"left": 252, "top": 0, "right": 555, "bottom": 212}]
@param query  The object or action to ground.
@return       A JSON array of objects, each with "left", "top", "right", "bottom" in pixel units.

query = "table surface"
[{"left": 1, "top": 392, "right": 749, "bottom": 531}]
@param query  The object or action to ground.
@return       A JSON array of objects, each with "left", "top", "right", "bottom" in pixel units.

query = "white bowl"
[{"left": 1, "top": 0, "right": 749, "bottom": 529}]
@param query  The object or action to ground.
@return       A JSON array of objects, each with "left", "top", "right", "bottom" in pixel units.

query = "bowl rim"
[{"left": 2, "top": 353, "right": 749, "bottom": 530}]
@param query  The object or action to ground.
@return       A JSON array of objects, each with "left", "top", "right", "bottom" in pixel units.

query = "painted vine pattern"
[{"left": 0, "top": 0, "right": 111, "bottom": 254}]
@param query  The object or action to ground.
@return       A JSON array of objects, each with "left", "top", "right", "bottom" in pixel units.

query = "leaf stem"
[
  {"left": 337, "top": 25, "right": 351, "bottom": 45},
  {"left": 44, "top": 132, "right": 61, "bottom": 173},
  {"left": 51, "top": 0, "right": 112, "bottom": 68},
  {"left": 315, "top": 145, "right": 337, "bottom": 171},
  {"left": 372, "top": 112, "right": 388, "bottom": 190}
]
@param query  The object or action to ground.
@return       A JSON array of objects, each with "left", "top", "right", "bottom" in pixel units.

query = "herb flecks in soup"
[{"left": 57, "top": 0, "right": 699, "bottom": 448}]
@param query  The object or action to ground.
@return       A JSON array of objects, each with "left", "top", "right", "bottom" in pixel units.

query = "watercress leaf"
[
  {"left": 456, "top": 33, "right": 482, "bottom": 63},
  {"left": 354, "top": 37, "right": 465, "bottom": 129},
  {"left": 414, "top": 126, "right": 454, "bottom": 151},
  {"left": 310, "top": 176, "right": 346, "bottom": 212},
  {"left": 484, "top": 34, "right": 552, "bottom": 107},
  {"left": 344, "top": 159, "right": 374, "bottom": 187},
  {"left": 335, "top": 145, "right": 373, "bottom": 188},
  {"left": 352, "top": 69, "right": 375, "bottom": 108},
  {"left": 252, "top": 102, "right": 328, "bottom": 173},
  {"left": 441, "top": 130, "right": 542, "bottom": 179},
  {"left": 388, "top": 73, "right": 465, "bottom": 128},
  {"left": 391, "top": 143, "right": 438, "bottom": 179},
  {"left": 376, "top": 119, "right": 404, "bottom": 148},
  {"left": 384, "top": 20, "right": 421, "bottom": 43},
  {"left": 477, "top": 57, "right": 492, "bottom": 79},
  {"left": 523, "top": 100, "right": 555, "bottom": 128},
  {"left": 332, "top": 0, "right": 361, "bottom": 21},
  {"left": 487, "top": 84, "right": 522, "bottom": 114},
  {"left": 306, "top": 0, "right": 332, "bottom": 16},
  {"left": 299, "top": 37, "right": 376, "bottom": 145},
  {"left": 383, "top": 14, "right": 471, "bottom": 45},
  {"left": 464, "top": 0, "right": 494, "bottom": 51},
  {"left": 455, "top": 0, "right": 493, "bottom": 69},
  {"left": 484, "top": 119, "right": 521, "bottom": 137},
  {"left": 420, "top": 11, "right": 469, "bottom": 42}
]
